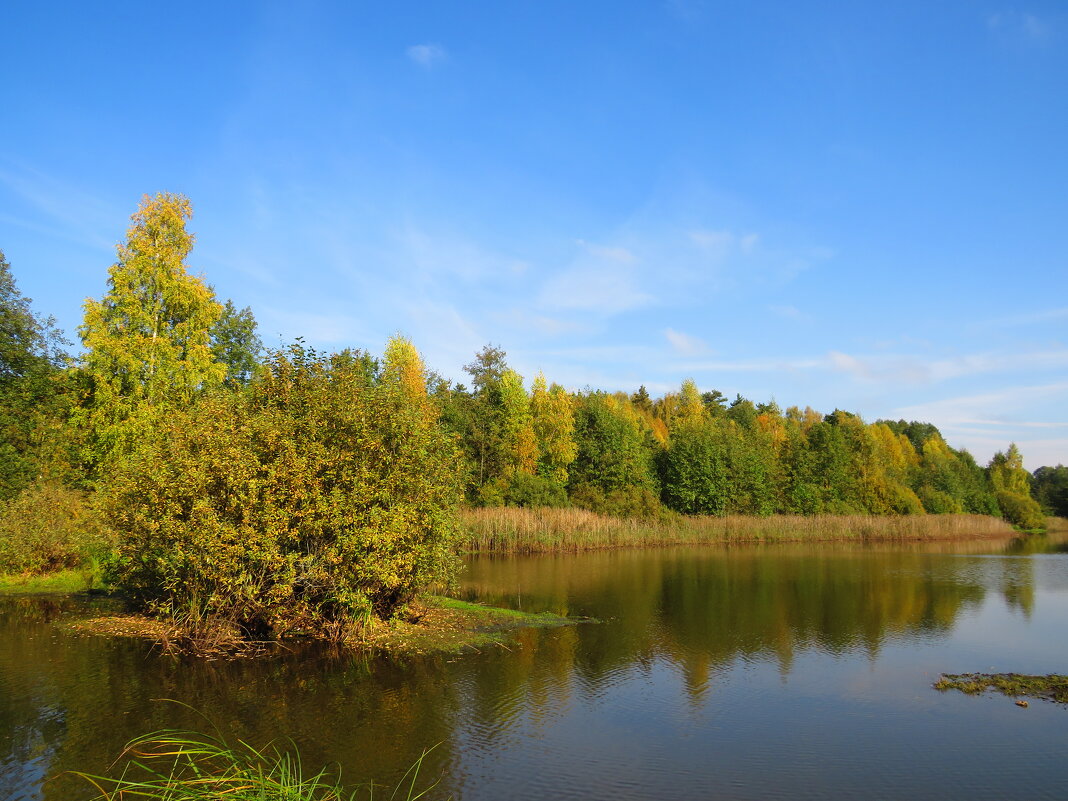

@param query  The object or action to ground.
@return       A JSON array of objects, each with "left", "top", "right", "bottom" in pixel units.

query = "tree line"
[
  {"left": 439, "top": 351, "right": 1051, "bottom": 529},
  {"left": 0, "top": 193, "right": 1060, "bottom": 637}
]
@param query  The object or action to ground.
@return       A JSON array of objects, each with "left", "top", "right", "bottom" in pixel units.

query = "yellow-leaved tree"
[
  {"left": 531, "top": 372, "right": 577, "bottom": 485},
  {"left": 76, "top": 193, "right": 225, "bottom": 473}
]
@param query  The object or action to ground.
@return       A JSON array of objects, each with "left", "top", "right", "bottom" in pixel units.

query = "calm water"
[{"left": 2, "top": 535, "right": 1068, "bottom": 800}]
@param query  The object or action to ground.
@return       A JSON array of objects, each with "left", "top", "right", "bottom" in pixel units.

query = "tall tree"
[
  {"left": 989, "top": 444, "right": 1045, "bottom": 528},
  {"left": 76, "top": 193, "right": 226, "bottom": 471},
  {"left": 531, "top": 373, "right": 577, "bottom": 485},
  {"left": 464, "top": 344, "right": 508, "bottom": 395},
  {"left": 210, "top": 299, "right": 262, "bottom": 385},
  {"left": 677, "top": 379, "right": 705, "bottom": 424},
  {"left": 497, "top": 369, "right": 538, "bottom": 477},
  {"left": 1031, "top": 465, "right": 1068, "bottom": 517},
  {"left": 0, "top": 251, "right": 69, "bottom": 499}
]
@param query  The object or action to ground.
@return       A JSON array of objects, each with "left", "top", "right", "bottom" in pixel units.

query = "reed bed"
[{"left": 459, "top": 506, "right": 1016, "bottom": 554}]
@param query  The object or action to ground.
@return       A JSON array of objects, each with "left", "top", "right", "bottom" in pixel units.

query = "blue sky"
[{"left": 2, "top": 1, "right": 1066, "bottom": 468}]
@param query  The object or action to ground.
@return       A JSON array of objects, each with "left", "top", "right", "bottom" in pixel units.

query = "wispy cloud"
[
  {"left": 827, "top": 348, "right": 1068, "bottom": 385},
  {"left": 489, "top": 308, "right": 589, "bottom": 338},
  {"left": 768, "top": 304, "right": 808, "bottom": 322},
  {"left": 984, "top": 306, "right": 1068, "bottom": 328},
  {"left": 406, "top": 43, "right": 448, "bottom": 68},
  {"left": 398, "top": 225, "right": 528, "bottom": 283},
  {"left": 688, "top": 229, "right": 759, "bottom": 261},
  {"left": 890, "top": 381, "right": 1068, "bottom": 467},
  {"left": 892, "top": 381, "right": 1068, "bottom": 427},
  {"left": 665, "top": 328, "right": 710, "bottom": 356},
  {"left": 258, "top": 307, "right": 366, "bottom": 345},
  {"left": 539, "top": 235, "right": 653, "bottom": 315},
  {"left": 987, "top": 10, "right": 1051, "bottom": 42},
  {"left": 577, "top": 239, "right": 636, "bottom": 263},
  {"left": 676, "top": 356, "right": 823, "bottom": 373},
  {"left": 539, "top": 267, "right": 652, "bottom": 314},
  {"left": 0, "top": 163, "right": 121, "bottom": 250}
]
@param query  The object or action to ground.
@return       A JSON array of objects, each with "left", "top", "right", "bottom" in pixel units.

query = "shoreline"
[{"left": 7, "top": 592, "right": 581, "bottom": 657}]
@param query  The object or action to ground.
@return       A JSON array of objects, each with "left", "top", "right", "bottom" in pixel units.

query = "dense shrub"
[
  {"left": 478, "top": 473, "right": 569, "bottom": 508},
  {"left": 0, "top": 479, "right": 112, "bottom": 574},
  {"left": 102, "top": 344, "right": 464, "bottom": 640},
  {"left": 918, "top": 485, "right": 963, "bottom": 514},
  {"left": 570, "top": 482, "right": 672, "bottom": 521},
  {"left": 995, "top": 490, "right": 1046, "bottom": 531}
]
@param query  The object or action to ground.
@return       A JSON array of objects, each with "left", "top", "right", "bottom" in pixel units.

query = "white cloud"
[
  {"left": 398, "top": 225, "right": 526, "bottom": 283},
  {"left": 406, "top": 44, "right": 448, "bottom": 68},
  {"left": 675, "top": 356, "right": 823, "bottom": 373},
  {"left": 987, "top": 10, "right": 1050, "bottom": 42},
  {"left": 577, "top": 239, "right": 636, "bottom": 264},
  {"left": 539, "top": 267, "right": 652, "bottom": 314},
  {"left": 489, "top": 309, "right": 588, "bottom": 337},
  {"left": 892, "top": 381, "right": 1068, "bottom": 428},
  {"left": 258, "top": 307, "right": 365, "bottom": 345},
  {"left": 826, "top": 348, "right": 1068, "bottom": 385},
  {"left": 769, "top": 304, "right": 807, "bottom": 321},
  {"left": 891, "top": 381, "right": 1068, "bottom": 468},
  {"left": 689, "top": 229, "right": 735, "bottom": 261},
  {"left": 0, "top": 164, "right": 120, "bottom": 250},
  {"left": 985, "top": 306, "right": 1068, "bottom": 328},
  {"left": 664, "top": 328, "right": 710, "bottom": 356}
]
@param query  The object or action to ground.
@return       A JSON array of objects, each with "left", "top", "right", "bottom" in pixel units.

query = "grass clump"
[
  {"left": 460, "top": 506, "right": 1016, "bottom": 554},
  {"left": 934, "top": 673, "right": 1068, "bottom": 705},
  {"left": 72, "top": 728, "right": 440, "bottom": 800}
]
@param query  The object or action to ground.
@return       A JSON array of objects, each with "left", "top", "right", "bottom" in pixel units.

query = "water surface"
[{"left": 2, "top": 534, "right": 1067, "bottom": 799}]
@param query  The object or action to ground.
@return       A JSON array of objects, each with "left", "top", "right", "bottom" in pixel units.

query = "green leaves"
[{"left": 103, "top": 341, "right": 464, "bottom": 639}]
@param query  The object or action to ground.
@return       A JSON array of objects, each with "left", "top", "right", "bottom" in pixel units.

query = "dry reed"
[{"left": 459, "top": 506, "right": 1016, "bottom": 554}]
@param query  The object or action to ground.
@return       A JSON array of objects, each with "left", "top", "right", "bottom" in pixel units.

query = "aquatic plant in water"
[
  {"left": 934, "top": 673, "right": 1068, "bottom": 705},
  {"left": 71, "top": 728, "right": 440, "bottom": 800}
]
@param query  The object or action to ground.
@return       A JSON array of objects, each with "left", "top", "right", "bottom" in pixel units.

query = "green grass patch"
[
  {"left": 359, "top": 595, "right": 583, "bottom": 655},
  {"left": 934, "top": 673, "right": 1068, "bottom": 705},
  {"left": 0, "top": 568, "right": 96, "bottom": 595}
]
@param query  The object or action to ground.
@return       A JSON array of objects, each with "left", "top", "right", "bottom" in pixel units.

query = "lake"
[{"left": 3, "top": 534, "right": 1067, "bottom": 800}]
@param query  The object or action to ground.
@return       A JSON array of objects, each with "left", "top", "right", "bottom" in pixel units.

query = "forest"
[{"left": 0, "top": 193, "right": 1063, "bottom": 639}]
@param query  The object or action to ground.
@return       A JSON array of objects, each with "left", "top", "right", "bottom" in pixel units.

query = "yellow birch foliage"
[
  {"left": 382, "top": 334, "right": 427, "bottom": 399},
  {"left": 531, "top": 372, "right": 578, "bottom": 484},
  {"left": 76, "top": 193, "right": 225, "bottom": 470},
  {"left": 677, "top": 379, "right": 704, "bottom": 424},
  {"left": 498, "top": 369, "right": 537, "bottom": 476}
]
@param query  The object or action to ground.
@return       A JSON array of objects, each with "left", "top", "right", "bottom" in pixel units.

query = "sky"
[{"left": 1, "top": 1, "right": 1066, "bottom": 469}]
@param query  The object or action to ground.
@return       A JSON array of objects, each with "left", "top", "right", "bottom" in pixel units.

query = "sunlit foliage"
[
  {"left": 102, "top": 339, "right": 464, "bottom": 638},
  {"left": 75, "top": 193, "right": 226, "bottom": 473}
]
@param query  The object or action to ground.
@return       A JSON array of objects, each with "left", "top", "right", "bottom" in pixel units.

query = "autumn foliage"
[
  {"left": 0, "top": 192, "right": 1058, "bottom": 643},
  {"left": 103, "top": 342, "right": 463, "bottom": 639}
]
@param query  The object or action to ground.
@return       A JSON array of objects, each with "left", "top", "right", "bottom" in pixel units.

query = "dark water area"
[{"left": 3, "top": 534, "right": 1068, "bottom": 800}]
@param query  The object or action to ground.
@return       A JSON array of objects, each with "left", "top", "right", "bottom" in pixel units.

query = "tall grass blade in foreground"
[{"left": 71, "top": 729, "right": 441, "bottom": 800}]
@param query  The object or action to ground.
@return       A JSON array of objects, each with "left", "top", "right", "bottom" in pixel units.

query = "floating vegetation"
[{"left": 934, "top": 673, "right": 1068, "bottom": 706}]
